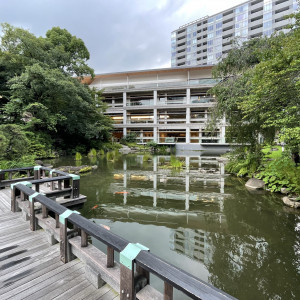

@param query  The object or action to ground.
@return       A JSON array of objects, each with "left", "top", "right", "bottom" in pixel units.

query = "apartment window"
[
  {"left": 187, "top": 40, "right": 191, "bottom": 45},
  {"left": 186, "top": 47, "right": 191, "bottom": 52},
  {"left": 208, "top": 25, "right": 214, "bottom": 31},
  {"left": 215, "top": 37, "right": 222, "bottom": 45},
  {"left": 208, "top": 17, "right": 214, "bottom": 24},
  {"left": 207, "top": 33, "right": 214, "bottom": 39},
  {"left": 171, "top": 58, "right": 176, "bottom": 66},
  {"left": 208, "top": 47, "right": 213, "bottom": 53},
  {"left": 171, "top": 32, "right": 176, "bottom": 39},
  {"left": 193, "top": 31, "right": 197, "bottom": 37},
  {"left": 236, "top": 4, "right": 248, "bottom": 14},
  {"left": 216, "top": 22, "right": 223, "bottom": 29},
  {"left": 172, "top": 52, "right": 176, "bottom": 58},
  {"left": 264, "top": 0, "right": 272, "bottom": 11},
  {"left": 263, "top": 20, "right": 272, "bottom": 28},
  {"left": 216, "top": 14, "right": 223, "bottom": 21},
  {"left": 192, "top": 38, "right": 197, "bottom": 45},
  {"left": 236, "top": 13, "right": 248, "bottom": 22},
  {"left": 208, "top": 54, "right": 214, "bottom": 60},
  {"left": 207, "top": 40, "right": 214, "bottom": 46},
  {"left": 216, "top": 29, "right": 222, "bottom": 36},
  {"left": 216, "top": 52, "right": 222, "bottom": 59},
  {"left": 215, "top": 45, "right": 222, "bottom": 52},
  {"left": 192, "top": 45, "right": 197, "bottom": 51},
  {"left": 264, "top": 11, "right": 272, "bottom": 20}
]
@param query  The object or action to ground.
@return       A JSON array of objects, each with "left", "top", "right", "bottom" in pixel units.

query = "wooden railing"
[
  {"left": 10, "top": 182, "right": 236, "bottom": 300},
  {"left": 0, "top": 166, "right": 80, "bottom": 199}
]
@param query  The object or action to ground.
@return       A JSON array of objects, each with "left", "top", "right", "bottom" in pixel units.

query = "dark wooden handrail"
[{"left": 13, "top": 183, "right": 236, "bottom": 300}]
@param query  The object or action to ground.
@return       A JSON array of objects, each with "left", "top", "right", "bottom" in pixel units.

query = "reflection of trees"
[{"left": 206, "top": 176, "right": 300, "bottom": 299}]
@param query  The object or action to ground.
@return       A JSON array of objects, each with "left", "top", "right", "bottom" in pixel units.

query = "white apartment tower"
[{"left": 171, "top": 0, "right": 298, "bottom": 67}]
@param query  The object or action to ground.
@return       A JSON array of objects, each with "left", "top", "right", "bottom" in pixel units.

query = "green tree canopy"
[
  {"left": 211, "top": 12, "right": 300, "bottom": 153},
  {"left": 0, "top": 24, "right": 111, "bottom": 155}
]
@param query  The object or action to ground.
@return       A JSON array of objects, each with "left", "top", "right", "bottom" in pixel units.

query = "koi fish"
[
  {"left": 114, "top": 191, "right": 129, "bottom": 195},
  {"left": 100, "top": 224, "right": 110, "bottom": 230},
  {"left": 91, "top": 205, "right": 98, "bottom": 209}
]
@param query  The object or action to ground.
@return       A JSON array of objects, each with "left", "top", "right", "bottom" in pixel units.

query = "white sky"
[{"left": 0, "top": 0, "right": 246, "bottom": 73}]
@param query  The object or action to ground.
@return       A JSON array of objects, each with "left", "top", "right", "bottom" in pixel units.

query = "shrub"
[
  {"left": 75, "top": 152, "right": 82, "bottom": 161},
  {"left": 88, "top": 148, "right": 97, "bottom": 157}
]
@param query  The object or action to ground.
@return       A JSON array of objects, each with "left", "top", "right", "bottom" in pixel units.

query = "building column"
[
  {"left": 123, "top": 92, "right": 127, "bottom": 137},
  {"left": 153, "top": 127, "right": 158, "bottom": 143},
  {"left": 186, "top": 88, "right": 190, "bottom": 104},
  {"left": 153, "top": 90, "right": 157, "bottom": 106},
  {"left": 186, "top": 127, "right": 190, "bottom": 144},
  {"left": 186, "top": 107, "right": 190, "bottom": 124}
]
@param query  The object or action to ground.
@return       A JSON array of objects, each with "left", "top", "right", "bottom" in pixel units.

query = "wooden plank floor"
[{"left": 0, "top": 188, "right": 119, "bottom": 300}]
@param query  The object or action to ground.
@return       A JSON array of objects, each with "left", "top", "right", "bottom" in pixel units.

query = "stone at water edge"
[
  {"left": 282, "top": 196, "right": 300, "bottom": 209},
  {"left": 281, "top": 188, "right": 289, "bottom": 195},
  {"left": 245, "top": 178, "right": 265, "bottom": 190}
]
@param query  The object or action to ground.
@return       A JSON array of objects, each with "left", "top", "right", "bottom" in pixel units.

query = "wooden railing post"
[
  {"left": 29, "top": 192, "right": 40, "bottom": 231},
  {"left": 107, "top": 246, "right": 114, "bottom": 268},
  {"left": 81, "top": 230, "right": 88, "bottom": 247},
  {"left": 70, "top": 174, "right": 80, "bottom": 198},
  {"left": 11, "top": 184, "right": 17, "bottom": 212},
  {"left": 10, "top": 182, "right": 32, "bottom": 212},
  {"left": 0, "top": 170, "right": 5, "bottom": 189},
  {"left": 164, "top": 282, "right": 173, "bottom": 300},
  {"left": 59, "top": 210, "right": 80, "bottom": 263},
  {"left": 50, "top": 170, "right": 55, "bottom": 190},
  {"left": 34, "top": 166, "right": 41, "bottom": 180},
  {"left": 120, "top": 243, "right": 149, "bottom": 300}
]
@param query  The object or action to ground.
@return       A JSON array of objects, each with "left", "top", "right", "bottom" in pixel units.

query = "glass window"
[
  {"left": 187, "top": 33, "right": 191, "bottom": 39},
  {"left": 235, "top": 4, "right": 248, "bottom": 14},
  {"left": 207, "top": 54, "right": 214, "bottom": 60},
  {"left": 207, "top": 33, "right": 214, "bottom": 39},
  {"left": 208, "top": 17, "right": 214, "bottom": 24},
  {"left": 263, "top": 20, "right": 272, "bottom": 29},
  {"left": 264, "top": 12, "right": 272, "bottom": 20},
  {"left": 216, "top": 22, "right": 222, "bottom": 29},
  {"left": 187, "top": 54, "right": 191, "bottom": 60},
  {"left": 215, "top": 52, "right": 222, "bottom": 59},
  {"left": 215, "top": 45, "right": 222, "bottom": 52},
  {"left": 187, "top": 40, "right": 191, "bottom": 46},
  {"left": 236, "top": 13, "right": 247, "bottom": 22},
  {"left": 192, "top": 38, "right": 197, "bottom": 45},
  {"left": 216, "top": 14, "right": 223, "bottom": 21},
  {"left": 208, "top": 47, "right": 213, "bottom": 53},
  {"left": 192, "top": 45, "right": 197, "bottom": 51},
  {"left": 215, "top": 37, "right": 222, "bottom": 45},
  {"left": 187, "top": 26, "right": 192, "bottom": 33},
  {"left": 171, "top": 32, "right": 176, "bottom": 39},
  {"left": 208, "top": 25, "right": 214, "bottom": 31},
  {"left": 172, "top": 52, "right": 176, "bottom": 58},
  {"left": 216, "top": 29, "right": 222, "bottom": 36},
  {"left": 207, "top": 40, "right": 213, "bottom": 46},
  {"left": 186, "top": 47, "right": 191, "bottom": 52},
  {"left": 186, "top": 60, "right": 191, "bottom": 65},
  {"left": 193, "top": 31, "right": 197, "bottom": 37},
  {"left": 190, "top": 59, "right": 197, "bottom": 65}
]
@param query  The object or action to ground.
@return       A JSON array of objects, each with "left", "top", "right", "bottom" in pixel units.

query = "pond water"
[{"left": 47, "top": 152, "right": 300, "bottom": 299}]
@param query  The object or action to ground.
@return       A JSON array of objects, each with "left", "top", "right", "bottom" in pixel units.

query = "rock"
[
  {"left": 280, "top": 188, "right": 289, "bottom": 195},
  {"left": 216, "top": 157, "right": 229, "bottom": 164},
  {"left": 271, "top": 148, "right": 279, "bottom": 151},
  {"left": 245, "top": 178, "right": 265, "bottom": 190},
  {"left": 282, "top": 196, "right": 300, "bottom": 209},
  {"left": 35, "top": 160, "right": 44, "bottom": 166}
]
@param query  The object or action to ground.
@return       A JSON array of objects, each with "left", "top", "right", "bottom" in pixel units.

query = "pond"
[{"left": 47, "top": 152, "right": 300, "bottom": 299}]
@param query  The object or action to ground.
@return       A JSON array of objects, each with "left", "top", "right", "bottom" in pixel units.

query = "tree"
[
  {"left": 210, "top": 11, "right": 300, "bottom": 171},
  {"left": 0, "top": 24, "right": 112, "bottom": 153}
]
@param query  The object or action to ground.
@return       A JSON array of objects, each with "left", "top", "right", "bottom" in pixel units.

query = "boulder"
[
  {"left": 282, "top": 196, "right": 300, "bottom": 209},
  {"left": 280, "top": 188, "right": 289, "bottom": 195},
  {"left": 35, "top": 160, "right": 44, "bottom": 166},
  {"left": 245, "top": 178, "right": 265, "bottom": 190}
]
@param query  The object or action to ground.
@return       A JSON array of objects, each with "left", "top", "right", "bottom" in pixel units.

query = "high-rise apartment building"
[{"left": 171, "top": 0, "right": 298, "bottom": 67}]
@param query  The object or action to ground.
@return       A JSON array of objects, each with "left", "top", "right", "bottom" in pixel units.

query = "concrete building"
[
  {"left": 88, "top": 65, "right": 227, "bottom": 150},
  {"left": 171, "top": 0, "right": 298, "bottom": 67}
]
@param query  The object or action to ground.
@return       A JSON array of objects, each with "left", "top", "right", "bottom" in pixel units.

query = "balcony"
[{"left": 126, "top": 99, "right": 154, "bottom": 107}]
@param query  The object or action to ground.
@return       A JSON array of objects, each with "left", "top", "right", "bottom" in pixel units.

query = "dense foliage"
[
  {"left": 211, "top": 11, "right": 300, "bottom": 194},
  {"left": 0, "top": 24, "right": 112, "bottom": 165}
]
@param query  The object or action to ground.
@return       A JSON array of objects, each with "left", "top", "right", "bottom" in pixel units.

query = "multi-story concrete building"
[
  {"left": 88, "top": 65, "right": 227, "bottom": 150},
  {"left": 171, "top": 0, "right": 298, "bottom": 67}
]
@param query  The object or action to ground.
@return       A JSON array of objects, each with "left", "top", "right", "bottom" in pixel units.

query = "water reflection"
[{"left": 49, "top": 153, "right": 300, "bottom": 299}]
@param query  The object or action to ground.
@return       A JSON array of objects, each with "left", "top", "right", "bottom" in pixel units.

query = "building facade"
[
  {"left": 88, "top": 66, "right": 226, "bottom": 149},
  {"left": 171, "top": 0, "right": 298, "bottom": 67}
]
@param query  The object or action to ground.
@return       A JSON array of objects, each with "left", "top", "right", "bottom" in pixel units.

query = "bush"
[
  {"left": 120, "top": 133, "right": 137, "bottom": 144},
  {"left": 256, "top": 154, "right": 300, "bottom": 194},
  {"left": 75, "top": 152, "right": 82, "bottom": 161},
  {"left": 88, "top": 148, "right": 97, "bottom": 157},
  {"left": 170, "top": 156, "right": 184, "bottom": 169}
]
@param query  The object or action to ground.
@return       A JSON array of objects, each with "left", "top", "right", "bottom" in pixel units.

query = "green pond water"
[{"left": 47, "top": 152, "right": 300, "bottom": 300}]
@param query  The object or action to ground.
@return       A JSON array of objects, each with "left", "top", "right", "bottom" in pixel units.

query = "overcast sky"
[{"left": 0, "top": 0, "right": 246, "bottom": 74}]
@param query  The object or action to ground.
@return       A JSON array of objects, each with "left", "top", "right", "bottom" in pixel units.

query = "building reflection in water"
[{"left": 108, "top": 154, "right": 227, "bottom": 262}]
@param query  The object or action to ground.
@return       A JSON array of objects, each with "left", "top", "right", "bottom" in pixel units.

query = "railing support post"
[
  {"left": 107, "top": 246, "right": 114, "bottom": 268},
  {"left": 81, "top": 230, "right": 88, "bottom": 247},
  {"left": 0, "top": 170, "right": 5, "bottom": 189},
  {"left": 119, "top": 243, "right": 149, "bottom": 300},
  {"left": 164, "top": 282, "right": 173, "bottom": 300},
  {"left": 34, "top": 166, "right": 42, "bottom": 180},
  {"left": 10, "top": 182, "right": 32, "bottom": 212},
  {"left": 70, "top": 174, "right": 80, "bottom": 199},
  {"left": 29, "top": 192, "right": 40, "bottom": 231},
  {"left": 59, "top": 209, "right": 80, "bottom": 263}
]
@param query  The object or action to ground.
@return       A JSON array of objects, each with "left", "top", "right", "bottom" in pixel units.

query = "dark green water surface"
[{"left": 48, "top": 153, "right": 300, "bottom": 299}]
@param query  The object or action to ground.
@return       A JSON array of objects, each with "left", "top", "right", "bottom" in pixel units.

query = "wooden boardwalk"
[{"left": 0, "top": 188, "right": 119, "bottom": 300}]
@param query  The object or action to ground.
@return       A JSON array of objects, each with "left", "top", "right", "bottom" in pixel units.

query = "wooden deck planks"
[{"left": 0, "top": 187, "right": 119, "bottom": 300}]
